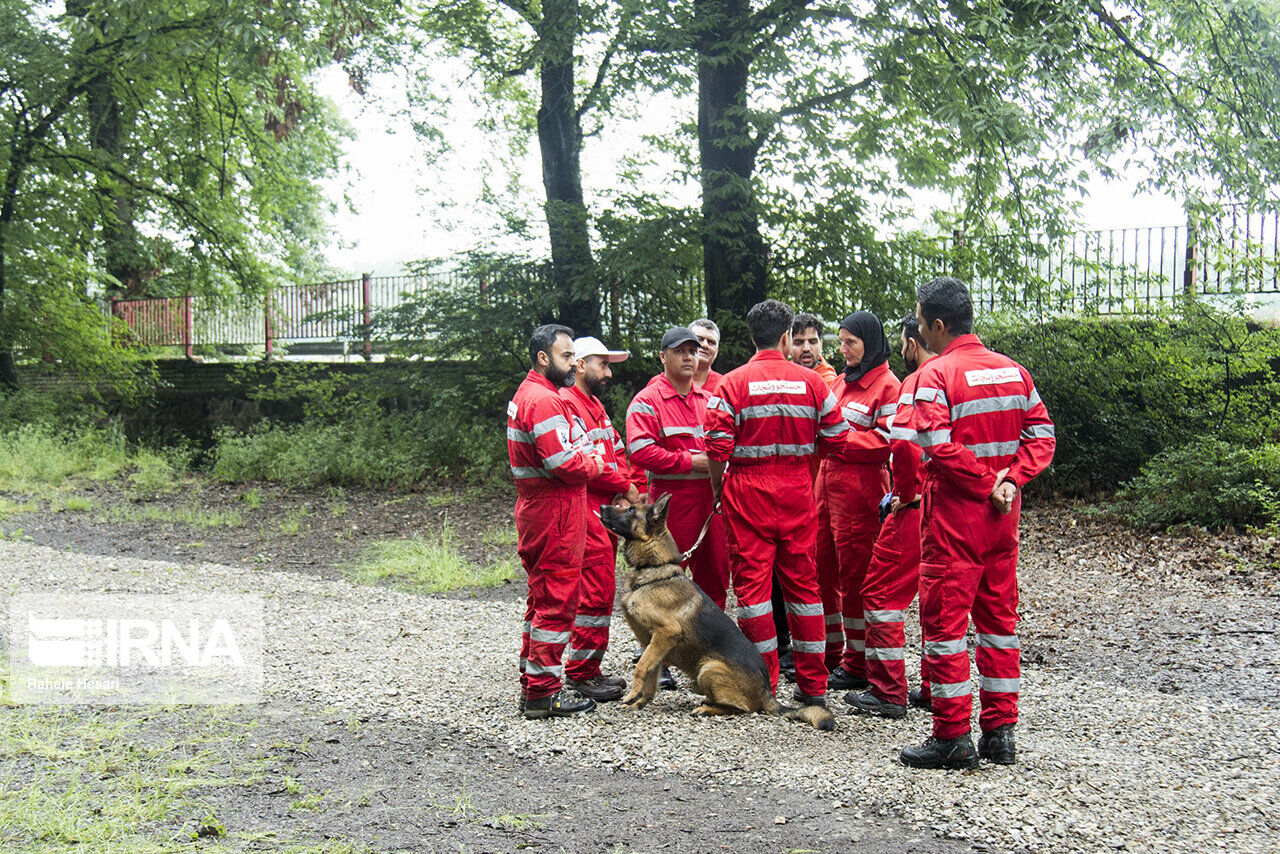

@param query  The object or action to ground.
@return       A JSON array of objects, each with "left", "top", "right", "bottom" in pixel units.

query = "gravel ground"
[{"left": 2, "top": 509, "right": 1277, "bottom": 853}]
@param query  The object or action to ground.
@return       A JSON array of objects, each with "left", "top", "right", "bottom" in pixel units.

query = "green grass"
[
  {"left": 239, "top": 488, "right": 263, "bottom": 509},
  {"left": 279, "top": 505, "right": 309, "bottom": 536},
  {"left": 480, "top": 525, "right": 517, "bottom": 548},
  {"left": 102, "top": 503, "right": 245, "bottom": 530},
  {"left": 0, "top": 424, "right": 130, "bottom": 493},
  {"left": 0, "top": 498, "right": 37, "bottom": 519},
  {"left": 346, "top": 524, "right": 519, "bottom": 593},
  {"left": 52, "top": 495, "right": 93, "bottom": 513}
]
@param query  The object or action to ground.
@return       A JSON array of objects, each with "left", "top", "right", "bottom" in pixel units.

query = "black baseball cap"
[{"left": 660, "top": 326, "right": 699, "bottom": 350}]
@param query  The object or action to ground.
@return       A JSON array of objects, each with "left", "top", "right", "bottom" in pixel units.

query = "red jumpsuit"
[
  {"left": 703, "top": 350, "right": 850, "bottom": 696},
  {"left": 861, "top": 361, "right": 932, "bottom": 706},
  {"left": 561, "top": 385, "right": 631, "bottom": 682},
  {"left": 900, "top": 334, "right": 1055, "bottom": 739},
  {"left": 626, "top": 376, "right": 730, "bottom": 608},
  {"left": 507, "top": 370, "right": 600, "bottom": 700},
  {"left": 815, "top": 362, "right": 900, "bottom": 675},
  {"left": 627, "top": 370, "right": 723, "bottom": 500}
]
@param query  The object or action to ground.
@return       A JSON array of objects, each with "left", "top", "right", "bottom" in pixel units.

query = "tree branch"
[{"left": 577, "top": 7, "right": 637, "bottom": 120}]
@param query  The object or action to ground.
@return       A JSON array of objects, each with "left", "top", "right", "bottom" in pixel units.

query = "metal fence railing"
[{"left": 106, "top": 206, "right": 1280, "bottom": 358}]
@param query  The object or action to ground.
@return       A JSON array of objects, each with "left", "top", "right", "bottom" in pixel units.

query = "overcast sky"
[{"left": 316, "top": 68, "right": 1182, "bottom": 278}]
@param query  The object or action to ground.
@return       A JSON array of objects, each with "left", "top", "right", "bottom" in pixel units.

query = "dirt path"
[{"left": 2, "top": 488, "right": 1278, "bottom": 853}]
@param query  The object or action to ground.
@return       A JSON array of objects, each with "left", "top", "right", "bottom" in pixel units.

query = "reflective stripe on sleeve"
[
  {"left": 511, "top": 466, "right": 553, "bottom": 479},
  {"left": 1021, "top": 424, "right": 1056, "bottom": 439},
  {"left": 661, "top": 425, "right": 706, "bottom": 438},
  {"left": 627, "top": 400, "right": 657, "bottom": 418},
  {"left": 819, "top": 422, "right": 849, "bottom": 438},
  {"left": 843, "top": 407, "right": 874, "bottom": 428},
  {"left": 914, "top": 386, "right": 949, "bottom": 407},
  {"left": 980, "top": 676, "right": 1020, "bottom": 693},
  {"left": 707, "top": 396, "right": 735, "bottom": 415},
  {"left": 976, "top": 633, "right": 1020, "bottom": 649},
  {"left": 889, "top": 426, "right": 918, "bottom": 442},
  {"left": 544, "top": 447, "right": 583, "bottom": 470},
  {"left": 627, "top": 437, "right": 656, "bottom": 454},
  {"left": 876, "top": 403, "right": 898, "bottom": 420},
  {"left": 819, "top": 392, "right": 838, "bottom": 417},
  {"left": 531, "top": 414, "right": 570, "bottom": 438},
  {"left": 507, "top": 426, "right": 534, "bottom": 443},
  {"left": 966, "top": 440, "right": 1021, "bottom": 458},
  {"left": 916, "top": 429, "right": 953, "bottom": 447}
]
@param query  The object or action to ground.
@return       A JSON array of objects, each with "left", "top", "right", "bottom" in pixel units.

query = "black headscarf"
[{"left": 839, "top": 311, "right": 891, "bottom": 384}]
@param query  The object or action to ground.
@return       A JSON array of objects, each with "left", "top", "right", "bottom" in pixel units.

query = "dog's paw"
[{"left": 621, "top": 692, "right": 642, "bottom": 707}]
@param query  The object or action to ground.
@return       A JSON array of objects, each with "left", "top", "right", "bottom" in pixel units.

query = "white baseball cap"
[{"left": 572, "top": 336, "right": 629, "bottom": 362}]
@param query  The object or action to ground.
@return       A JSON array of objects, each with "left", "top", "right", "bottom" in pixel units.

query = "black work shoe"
[
  {"left": 827, "top": 666, "right": 869, "bottom": 691},
  {"left": 658, "top": 666, "right": 678, "bottom": 691},
  {"left": 899, "top": 734, "right": 979, "bottom": 770},
  {"left": 978, "top": 724, "right": 1017, "bottom": 765},
  {"left": 523, "top": 690, "right": 597, "bottom": 720},
  {"left": 791, "top": 689, "right": 828, "bottom": 707},
  {"left": 843, "top": 689, "right": 907, "bottom": 719},
  {"left": 631, "top": 647, "right": 644, "bottom": 664},
  {"left": 565, "top": 676, "right": 625, "bottom": 702},
  {"left": 908, "top": 687, "right": 932, "bottom": 712}
]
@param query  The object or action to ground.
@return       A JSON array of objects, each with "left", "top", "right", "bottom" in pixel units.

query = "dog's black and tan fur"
[{"left": 600, "top": 495, "right": 834, "bottom": 730}]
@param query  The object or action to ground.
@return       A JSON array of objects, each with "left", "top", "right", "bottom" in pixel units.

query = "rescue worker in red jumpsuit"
[
  {"left": 507, "top": 324, "right": 604, "bottom": 719},
  {"left": 704, "top": 300, "right": 850, "bottom": 707},
  {"left": 626, "top": 327, "right": 731, "bottom": 610},
  {"left": 897, "top": 278, "right": 1055, "bottom": 768},
  {"left": 815, "top": 312, "right": 901, "bottom": 691},
  {"left": 844, "top": 315, "right": 937, "bottom": 719},
  {"left": 790, "top": 312, "right": 840, "bottom": 389},
  {"left": 626, "top": 318, "right": 725, "bottom": 504},
  {"left": 560, "top": 336, "right": 641, "bottom": 702}
]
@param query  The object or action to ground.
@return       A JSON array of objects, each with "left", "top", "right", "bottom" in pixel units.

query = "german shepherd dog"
[{"left": 599, "top": 494, "right": 834, "bottom": 730}]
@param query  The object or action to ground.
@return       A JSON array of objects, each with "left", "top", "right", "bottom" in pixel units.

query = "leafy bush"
[
  {"left": 984, "top": 306, "right": 1280, "bottom": 496},
  {"left": 1109, "top": 440, "right": 1279, "bottom": 530},
  {"left": 0, "top": 424, "right": 131, "bottom": 491}
]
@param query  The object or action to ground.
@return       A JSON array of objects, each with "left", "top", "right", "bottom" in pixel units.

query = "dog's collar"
[{"left": 629, "top": 569, "right": 682, "bottom": 590}]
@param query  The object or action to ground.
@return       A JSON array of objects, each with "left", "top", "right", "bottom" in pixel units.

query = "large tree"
[
  {"left": 624, "top": 0, "right": 1280, "bottom": 357},
  {"left": 0, "top": 0, "right": 387, "bottom": 387},
  {"left": 415, "top": 0, "right": 643, "bottom": 337}
]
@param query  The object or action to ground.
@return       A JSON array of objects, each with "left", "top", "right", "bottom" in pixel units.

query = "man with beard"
[
  {"left": 507, "top": 324, "right": 605, "bottom": 719},
  {"left": 844, "top": 315, "right": 937, "bottom": 719},
  {"left": 790, "top": 313, "right": 839, "bottom": 388},
  {"left": 561, "top": 337, "right": 640, "bottom": 702},
  {"left": 626, "top": 327, "right": 731, "bottom": 610}
]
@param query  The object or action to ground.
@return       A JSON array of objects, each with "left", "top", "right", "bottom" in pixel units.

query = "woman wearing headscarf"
[{"left": 814, "top": 310, "right": 902, "bottom": 693}]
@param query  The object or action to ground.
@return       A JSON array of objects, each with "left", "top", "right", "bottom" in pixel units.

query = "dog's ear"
[{"left": 647, "top": 493, "right": 671, "bottom": 532}]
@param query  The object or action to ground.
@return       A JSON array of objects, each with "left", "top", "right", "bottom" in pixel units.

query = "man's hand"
[
  {"left": 890, "top": 493, "right": 923, "bottom": 515},
  {"left": 612, "top": 484, "right": 641, "bottom": 508},
  {"left": 990, "top": 468, "right": 1016, "bottom": 515},
  {"left": 689, "top": 452, "right": 710, "bottom": 473}
]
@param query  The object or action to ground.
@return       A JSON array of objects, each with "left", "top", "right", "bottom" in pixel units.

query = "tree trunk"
[
  {"left": 696, "top": 0, "right": 769, "bottom": 364},
  {"left": 536, "top": 0, "right": 600, "bottom": 337}
]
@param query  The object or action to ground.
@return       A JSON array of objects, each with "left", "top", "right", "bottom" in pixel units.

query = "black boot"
[
  {"left": 523, "top": 690, "right": 597, "bottom": 720},
  {"left": 658, "top": 666, "right": 678, "bottom": 691},
  {"left": 827, "top": 665, "right": 869, "bottom": 691},
  {"left": 565, "top": 675, "right": 625, "bottom": 702},
  {"left": 978, "top": 724, "right": 1017, "bottom": 765},
  {"left": 843, "top": 689, "right": 907, "bottom": 719},
  {"left": 908, "top": 687, "right": 932, "bottom": 712},
  {"left": 899, "top": 734, "right": 979, "bottom": 769}
]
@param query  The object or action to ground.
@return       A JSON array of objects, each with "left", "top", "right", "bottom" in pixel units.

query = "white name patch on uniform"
[
  {"left": 965, "top": 367, "right": 1022, "bottom": 387},
  {"left": 845, "top": 401, "right": 870, "bottom": 414},
  {"left": 749, "top": 380, "right": 807, "bottom": 396},
  {"left": 507, "top": 400, "right": 519, "bottom": 418}
]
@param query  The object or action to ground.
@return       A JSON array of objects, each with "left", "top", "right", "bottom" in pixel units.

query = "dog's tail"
[{"left": 762, "top": 696, "right": 836, "bottom": 731}]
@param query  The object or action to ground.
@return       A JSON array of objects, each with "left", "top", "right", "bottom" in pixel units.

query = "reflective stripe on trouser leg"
[
  {"left": 974, "top": 539, "right": 1021, "bottom": 732},
  {"left": 861, "top": 505, "right": 922, "bottom": 705},
  {"left": 815, "top": 491, "right": 843, "bottom": 669},
  {"left": 784, "top": 599, "right": 827, "bottom": 696},
  {"left": 516, "top": 488, "right": 586, "bottom": 700},
  {"left": 566, "top": 548, "right": 616, "bottom": 682},
  {"left": 774, "top": 503, "right": 827, "bottom": 697},
  {"left": 522, "top": 566, "right": 582, "bottom": 700},
  {"left": 920, "top": 560, "right": 977, "bottom": 739},
  {"left": 836, "top": 525, "right": 877, "bottom": 677}
]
